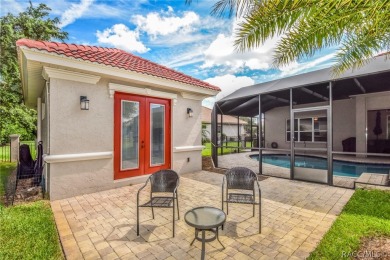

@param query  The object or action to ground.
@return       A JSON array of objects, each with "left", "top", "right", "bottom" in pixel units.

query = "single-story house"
[
  {"left": 211, "top": 55, "right": 390, "bottom": 184},
  {"left": 17, "top": 39, "right": 220, "bottom": 200},
  {"left": 201, "top": 106, "right": 248, "bottom": 140}
]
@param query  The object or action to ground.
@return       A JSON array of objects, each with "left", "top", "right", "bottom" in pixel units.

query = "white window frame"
[{"left": 286, "top": 117, "right": 327, "bottom": 143}]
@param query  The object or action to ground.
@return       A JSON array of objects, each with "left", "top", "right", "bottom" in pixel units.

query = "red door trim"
[{"left": 114, "top": 92, "right": 171, "bottom": 180}]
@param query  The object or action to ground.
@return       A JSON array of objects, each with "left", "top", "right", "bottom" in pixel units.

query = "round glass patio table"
[{"left": 185, "top": 206, "right": 226, "bottom": 260}]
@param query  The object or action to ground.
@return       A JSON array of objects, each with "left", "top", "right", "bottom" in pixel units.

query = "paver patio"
[{"left": 51, "top": 171, "right": 354, "bottom": 259}]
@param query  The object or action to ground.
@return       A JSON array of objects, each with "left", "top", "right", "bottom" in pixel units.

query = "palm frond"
[
  {"left": 234, "top": 0, "right": 390, "bottom": 75},
  {"left": 333, "top": 25, "right": 390, "bottom": 76},
  {"left": 234, "top": 0, "right": 314, "bottom": 52},
  {"left": 211, "top": 0, "right": 258, "bottom": 18}
]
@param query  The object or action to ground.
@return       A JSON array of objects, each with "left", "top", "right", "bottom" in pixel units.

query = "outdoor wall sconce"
[
  {"left": 80, "top": 96, "right": 89, "bottom": 110},
  {"left": 187, "top": 108, "right": 193, "bottom": 117}
]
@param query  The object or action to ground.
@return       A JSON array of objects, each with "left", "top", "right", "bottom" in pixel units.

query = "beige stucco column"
[
  {"left": 355, "top": 96, "right": 367, "bottom": 156},
  {"left": 10, "top": 134, "right": 20, "bottom": 162}
]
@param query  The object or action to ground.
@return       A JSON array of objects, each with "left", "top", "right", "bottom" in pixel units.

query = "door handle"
[{"left": 141, "top": 140, "right": 144, "bottom": 148}]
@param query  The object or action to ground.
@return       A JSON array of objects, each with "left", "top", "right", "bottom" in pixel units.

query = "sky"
[{"left": 2, "top": 0, "right": 338, "bottom": 108}]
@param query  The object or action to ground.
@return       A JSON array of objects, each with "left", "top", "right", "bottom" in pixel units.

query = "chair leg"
[
  {"left": 253, "top": 203, "right": 255, "bottom": 217},
  {"left": 176, "top": 194, "right": 180, "bottom": 220},
  {"left": 151, "top": 201, "right": 155, "bottom": 219},
  {"left": 137, "top": 206, "right": 140, "bottom": 236},
  {"left": 226, "top": 201, "right": 229, "bottom": 215},
  {"left": 259, "top": 200, "right": 261, "bottom": 234},
  {"left": 173, "top": 204, "right": 175, "bottom": 237}
]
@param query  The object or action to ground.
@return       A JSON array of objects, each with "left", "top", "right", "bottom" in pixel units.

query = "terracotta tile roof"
[
  {"left": 202, "top": 106, "right": 248, "bottom": 124},
  {"left": 16, "top": 38, "right": 221, "bottom": 91}
]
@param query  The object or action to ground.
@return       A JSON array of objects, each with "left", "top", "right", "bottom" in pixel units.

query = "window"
[{"left": 286, "top": 117, "right": 327, "bottom": 142}]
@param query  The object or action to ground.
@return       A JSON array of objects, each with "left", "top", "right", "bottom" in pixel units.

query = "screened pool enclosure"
[{"left": 211, "top": 56, "right": 390, "bottom": 186}]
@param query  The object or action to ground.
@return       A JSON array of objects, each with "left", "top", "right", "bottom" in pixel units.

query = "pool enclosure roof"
[{"left": 217, "top": 56, "right": 390, "bottom": 116}]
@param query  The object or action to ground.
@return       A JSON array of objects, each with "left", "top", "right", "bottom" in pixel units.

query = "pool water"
[{"left": 250, "top": 154, "right": 390, "bottom": 178}]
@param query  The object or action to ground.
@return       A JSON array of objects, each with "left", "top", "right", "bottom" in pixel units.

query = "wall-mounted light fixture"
[
  {"left": 80, "top": 96, "right": 89, "bottom": 110},
  {"left": 187, "top": 108, "right": 193, "bottom": 118}
]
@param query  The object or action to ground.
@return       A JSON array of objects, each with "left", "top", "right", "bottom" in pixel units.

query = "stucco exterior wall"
[
  {"left": 172, "top": 96, "right": 203, "bottom": 174},
  {"left": 264, "top": 99, "right": 356, "bottom": 151},
  {"left": 46, "top": 76, "right": 206, "bottom": 200}
]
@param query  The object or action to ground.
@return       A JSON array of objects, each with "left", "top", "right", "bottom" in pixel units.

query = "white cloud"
[
  {"left": 280, "top": 53, "right": 336, "bottom": 76},
  {"left": 132, "top": 8, "right": 199, "bottom": 39},
  {"left": 202, "top": 33, "right": 279, "bottom": 71},
  {"left": 202, "top": 74, "right": 255, "bottom": 108},
  {"left": 162, "top": 44, "right": 209, "bottom": 68},
  {"left": 60, "top": 0, "right": 94, "bottom": 28},
  {"left": 96, "top": 24, "right": 149, "bottom": 53},
  {"left": 201, "top": 20, "right": 280, "bottom": 71},
  {"left": 0, "top": 0, "right": 23, "bottom": 15}
]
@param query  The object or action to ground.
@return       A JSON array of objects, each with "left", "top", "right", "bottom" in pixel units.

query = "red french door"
[{"left": 114, "top": 93, "right": 171, "bottom": 179}]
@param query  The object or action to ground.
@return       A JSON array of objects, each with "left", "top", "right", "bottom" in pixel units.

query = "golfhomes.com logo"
[{"left": 342, "top": 250, "right": 389, "bottom": 258}]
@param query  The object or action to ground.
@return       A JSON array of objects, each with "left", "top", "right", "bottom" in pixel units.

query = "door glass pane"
[
  {"left": 121, "top": 101, "right": 139, "bottom": 170},
  {"left": 151, "top": 104, "right": 165, "bottom": 166},
  {"left": 300, "top": 132, "right": 312, "bottom": 141}
]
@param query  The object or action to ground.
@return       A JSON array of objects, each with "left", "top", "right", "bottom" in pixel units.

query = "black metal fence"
[{"left": 0, "top": 141, "right": 11, "bottom": 162}]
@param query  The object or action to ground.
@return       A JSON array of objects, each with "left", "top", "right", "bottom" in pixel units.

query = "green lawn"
[
  {"left": 309, "top": 189, "right": 390, "bottom": 259},
  {"left": 202, "top": 141, "right": 253, "bottom": 156},
  {"left": 0, "top": 162, "right": 16, "bottom": 203},
  {"left": 0, "top": 201, "right": 63, "bottom": 259}
]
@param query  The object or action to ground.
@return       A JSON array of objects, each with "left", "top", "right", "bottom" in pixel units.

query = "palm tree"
[{"left": 187, "top": 0, "right": 390, "bottom": 75}]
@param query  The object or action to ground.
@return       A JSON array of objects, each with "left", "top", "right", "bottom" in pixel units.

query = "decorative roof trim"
[
  {"left": 181, "top": 92, "right": 209, "bottom": 101},
  {"left": 42, "top": 67, "right": 101, "bottom": 84},
  {"left": 17, "top": 39, "right": 220, "bottom": 91},
  {"left": 109, "top": 83, "right": 178, "bottom": 105},
  {"left": 21, "top": 47, "right": 219, "bottom": 97}
]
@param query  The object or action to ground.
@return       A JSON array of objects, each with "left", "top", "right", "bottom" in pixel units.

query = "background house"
[
  {"left": 17, "top": 39, "right": 220, "bottom": 200},
  {"left": 201, "top": 106, "right": 248, "bottom": 141}
]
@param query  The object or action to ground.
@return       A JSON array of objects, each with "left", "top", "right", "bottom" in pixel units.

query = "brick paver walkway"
[{"left": 51, "top": 171, "right": 354, "bottom": 259}]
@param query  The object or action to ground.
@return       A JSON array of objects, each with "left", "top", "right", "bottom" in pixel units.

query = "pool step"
[{"left": 355, "top": 172, "right": 390, "bottom": 190}]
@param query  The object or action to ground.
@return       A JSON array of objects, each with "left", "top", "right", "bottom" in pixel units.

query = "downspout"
[
  {"left": 45, "top": 80, "right": 50, "bottom": 194},
  {"left": 46, "top": 80, "right": 50, "bottom": 154},
  {"left": 37, "top": 97, "right": 42, "bottom": 142}
]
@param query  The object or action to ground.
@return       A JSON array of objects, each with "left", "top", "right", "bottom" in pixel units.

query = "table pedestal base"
[{"left": 190, "top": 227, "right": 225, "bottom": 260}]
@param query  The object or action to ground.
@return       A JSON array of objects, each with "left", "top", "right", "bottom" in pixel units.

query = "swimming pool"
[{"left": 250, "top": 154, "right": 390, "bottom": 178}]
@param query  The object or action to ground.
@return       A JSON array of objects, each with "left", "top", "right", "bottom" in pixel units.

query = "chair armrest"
[
  {"left": 137, "top": 178, "right": 150, "bottom": 203},
  {"left": 173, "top": 178, "right": 179, "bottom": 197},
  {"left": 256, "top": 180, "right": 261, "bottom": 199}
]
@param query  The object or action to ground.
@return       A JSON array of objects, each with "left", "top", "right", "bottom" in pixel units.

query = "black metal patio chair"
[
  {"left": 222, "top": 167, "right": 261, "bottom": 233},
  {"left": 137, "top": 169, "right": 180, "bottom": 237}
]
